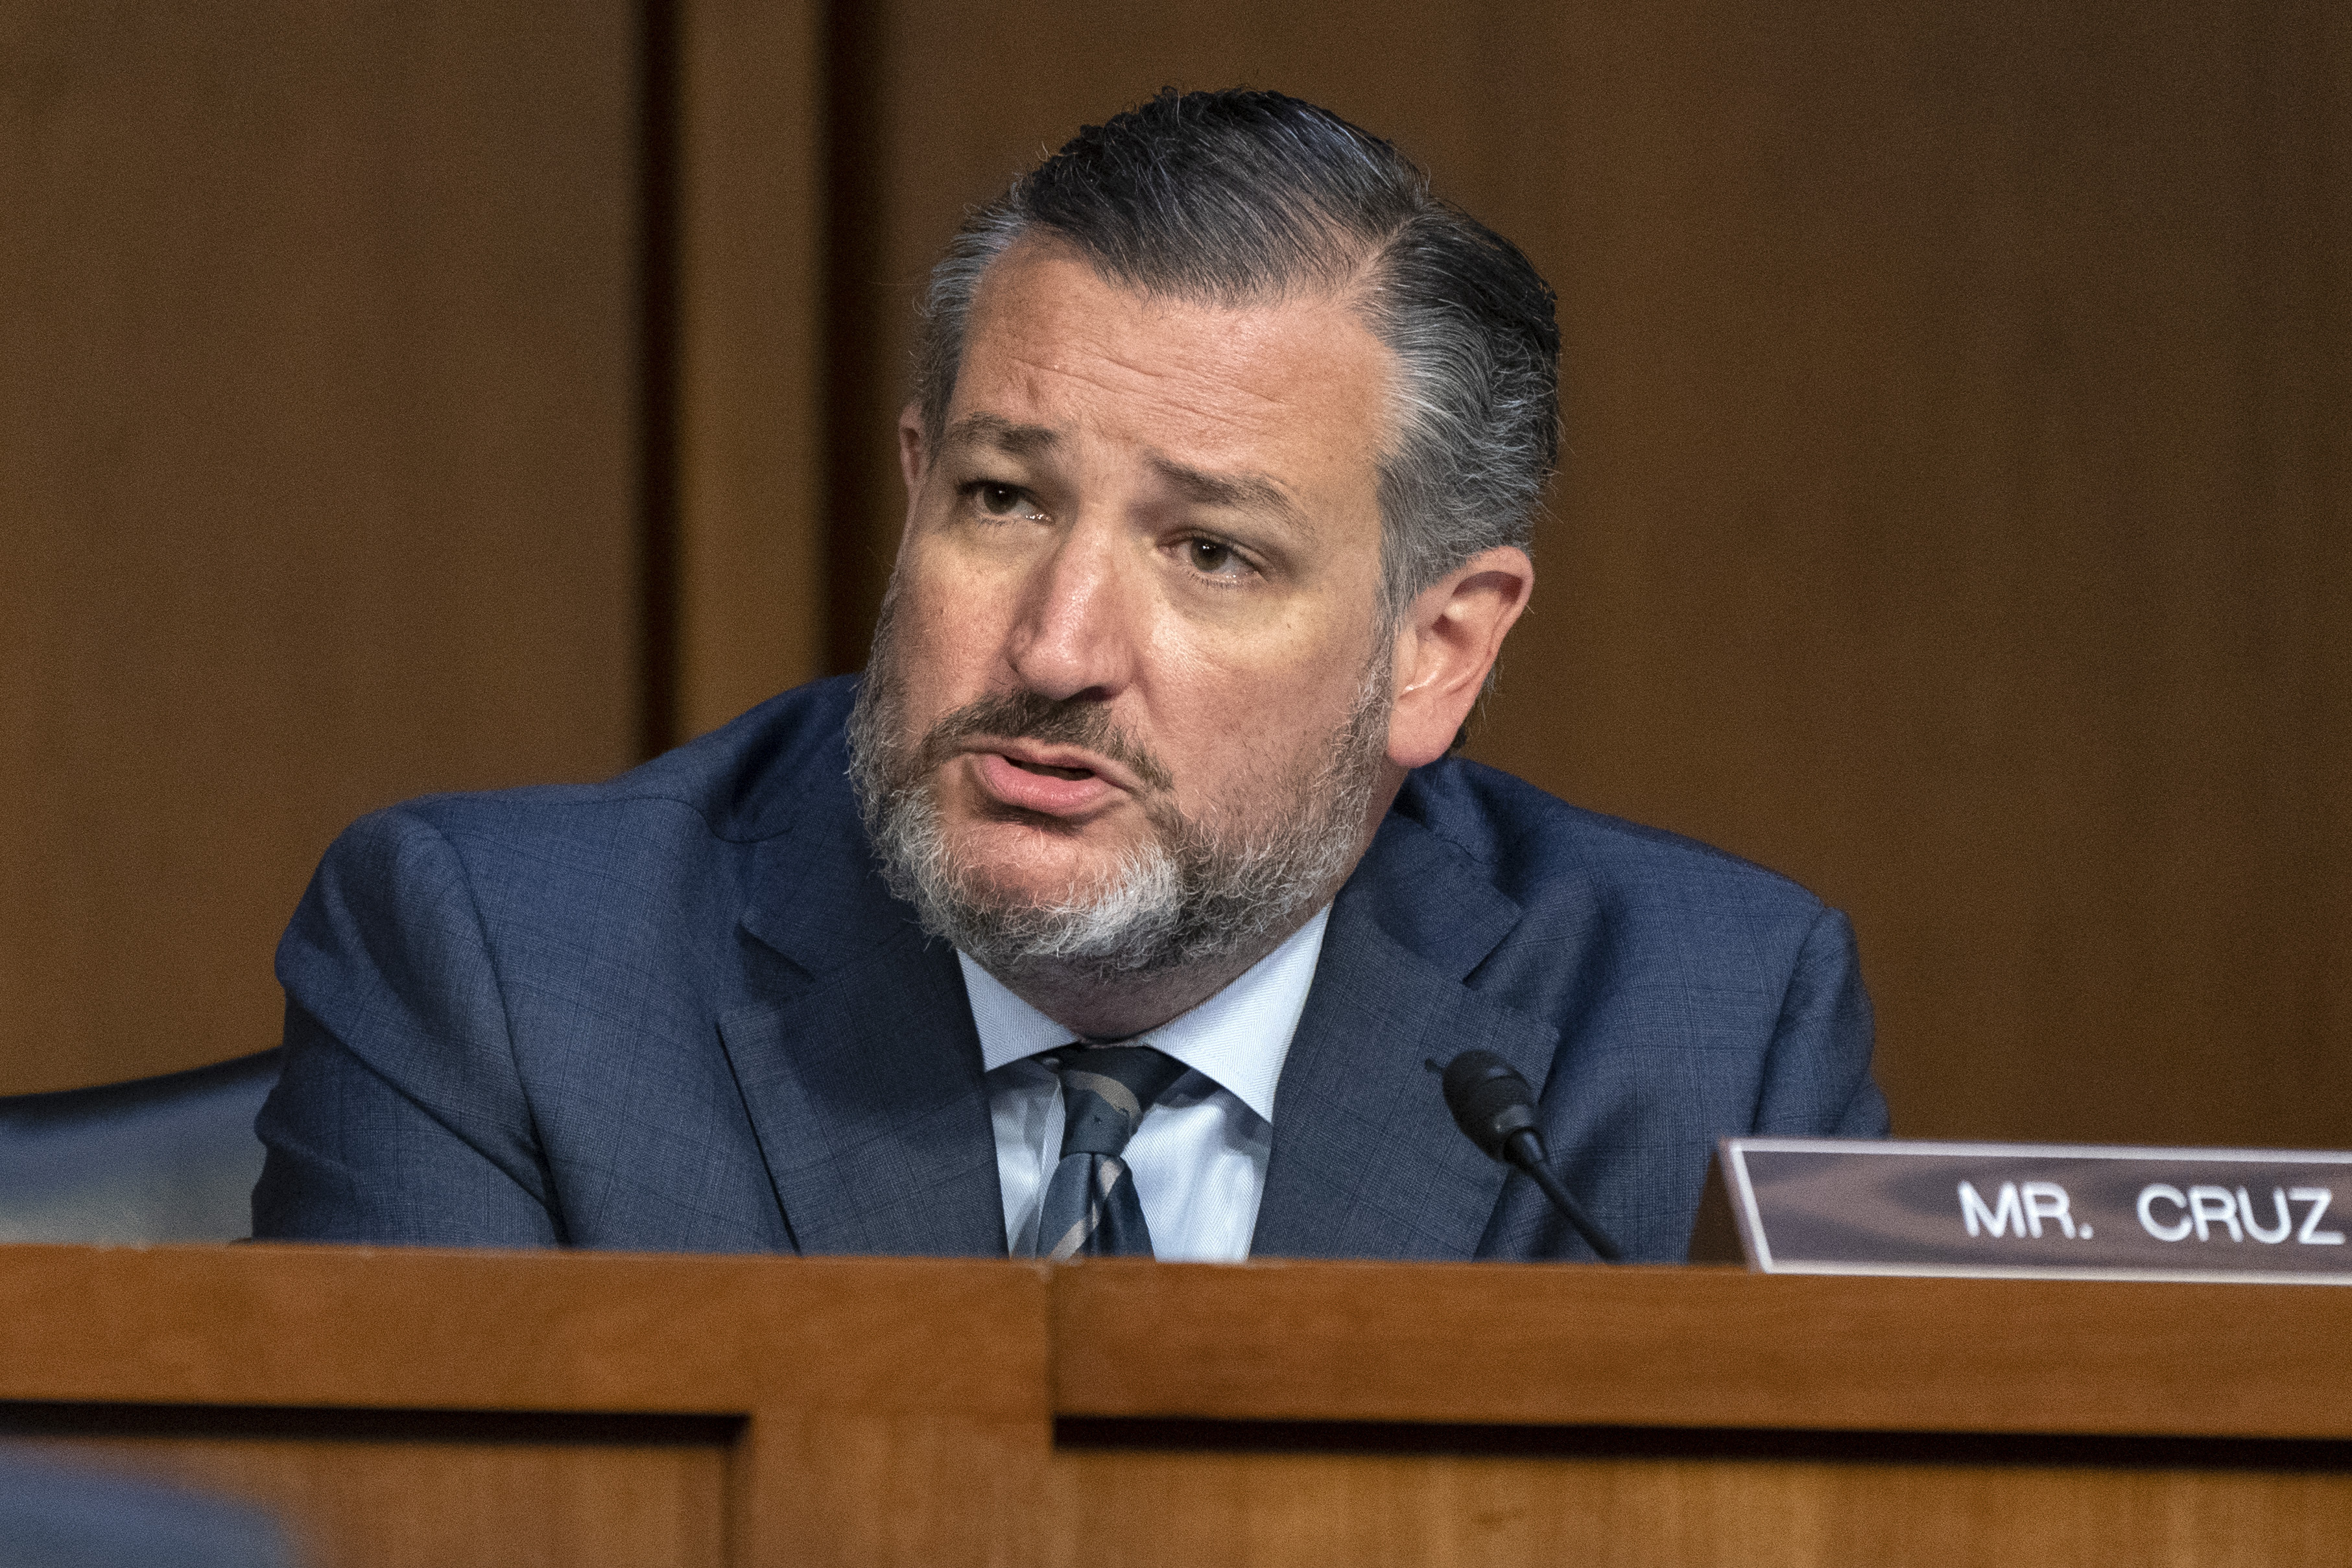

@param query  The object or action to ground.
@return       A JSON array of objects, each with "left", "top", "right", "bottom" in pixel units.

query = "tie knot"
[{"left": 1049, "top": 1044, "right": 1187, "bottom": 1158}]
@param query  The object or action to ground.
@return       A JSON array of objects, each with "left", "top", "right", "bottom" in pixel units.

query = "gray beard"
[{"left": 846, "top": 611, "right": 1391, "bottom": 988}]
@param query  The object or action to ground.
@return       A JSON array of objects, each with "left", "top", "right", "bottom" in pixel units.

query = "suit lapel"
[
  {"left": 717, "top": 796, "right": 1006, "bottom": 1258},
  {"left": 1252, "top": 814, "right": 1560, "bottom": 1260}
]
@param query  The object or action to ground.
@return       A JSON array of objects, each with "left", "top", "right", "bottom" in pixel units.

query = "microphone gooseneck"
[{"left": 1436, "top": 1051, "right": 1623, "bottom": 1263}]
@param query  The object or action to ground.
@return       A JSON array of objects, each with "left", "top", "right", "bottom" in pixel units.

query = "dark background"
[{"left": 4, "top": 1, "right": 2344, "bottom": 1150}]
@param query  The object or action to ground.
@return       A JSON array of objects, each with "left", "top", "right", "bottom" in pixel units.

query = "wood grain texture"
[
  {"left": 4, "top": 1248, "right": 2349, "bottom": 1565},
  {"left": 1458, "top": 0, "right": 2352, "bottom": 1155},
  {"left": 1041, "top": 1447, "right": 2352, "bottom": 1568},
  {"left": 0, "top": 3, "right": 643, "bottom": 1094},
  {"left": 1, "top": 1248, "right": 1055, "bottom": 1566},
  {"left": 1051, "top": 1260, "right": 2352, "bottom": 1438},
  {"left": 0, "top": 1246, "right": 1049, "bottom": 1416},
  {"left": 15, "top": 1429, "right": 728, "bottom": 1568},
  {"left": 673, "top": 0, "right": 829, "bottom": 739},
  {"left": 818, "top": 0, "right": 2351, "bottom": 1151},
  {"left": 731, "top": 1412, "right": 1051, "bottom": 1568}
]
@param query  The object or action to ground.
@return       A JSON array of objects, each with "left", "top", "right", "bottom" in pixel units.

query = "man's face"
[{"left": 855, "top": 242, "right": 1400, "bottom": 973}]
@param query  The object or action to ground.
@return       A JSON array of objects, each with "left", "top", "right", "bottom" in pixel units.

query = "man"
[{"left": 255, "top": 89, "right": 1886, "bottom": 1262}]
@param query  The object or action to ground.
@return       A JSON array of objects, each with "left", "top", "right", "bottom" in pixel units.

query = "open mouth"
[
  {"left": 1006, "top": 757, "right": 1095, "bottom": 781},
  {"left": 966, "top": 745, "right": 1124, "bottom": 819}
]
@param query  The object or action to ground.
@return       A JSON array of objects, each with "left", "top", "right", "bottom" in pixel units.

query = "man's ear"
[
  {"left": 1386, "top": 546, "right": 1536, "bottom": 770},
  {"left": 897, "top": 404, "right": 929, "bottom": 497}
]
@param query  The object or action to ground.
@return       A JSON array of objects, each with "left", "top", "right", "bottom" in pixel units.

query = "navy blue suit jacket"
[{"left": 254, "top": 676, "right": 1887, "bottom": 1261}]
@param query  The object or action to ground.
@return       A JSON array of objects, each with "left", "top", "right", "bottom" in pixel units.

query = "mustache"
[{"left": 916, "top": 689, "right": 1176, "bottom": 794}]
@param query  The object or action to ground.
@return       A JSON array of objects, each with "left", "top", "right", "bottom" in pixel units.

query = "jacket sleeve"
[
  {"left": 252, "top": 807, "right": 564, "bottom": 1245},
  {"left": 1750, "top": 905, "right": 1892, "bottom": 1137}
]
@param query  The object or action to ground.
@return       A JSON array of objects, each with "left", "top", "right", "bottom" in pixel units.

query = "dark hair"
[{"left": 913, "top": 88, "right": 1560, "bottom": 623}]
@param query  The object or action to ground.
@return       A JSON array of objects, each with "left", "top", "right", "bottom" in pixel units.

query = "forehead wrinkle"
[
  {"left": 1089, "top": 340, "right": 1301, "bottom": 420},
  {"left": 993, "top": 337, "right": 1305, "bottom": 436}
]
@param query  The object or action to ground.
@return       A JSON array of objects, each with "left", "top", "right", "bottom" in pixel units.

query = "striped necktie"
[{"left": 1035, "top": 1045, "right": 1188, "bottom": 1261}]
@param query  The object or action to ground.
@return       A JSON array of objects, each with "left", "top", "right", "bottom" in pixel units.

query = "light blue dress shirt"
[{"left": 958, "top": 903, "right": 1331, "bottom": 1261}]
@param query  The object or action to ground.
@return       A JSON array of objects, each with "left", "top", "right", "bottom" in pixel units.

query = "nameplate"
[{"left": 1688, "top": 1138, "right": 2352, "bottom": 1284}]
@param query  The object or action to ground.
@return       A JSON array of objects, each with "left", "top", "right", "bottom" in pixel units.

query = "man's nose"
[{"left": 1004, "top": 522, "right": 1139, "bottom": 702}]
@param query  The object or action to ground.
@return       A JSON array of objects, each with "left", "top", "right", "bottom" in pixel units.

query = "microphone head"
[{"left": 1439, "top": 1049, "right": 1541, "bottom": 1161}]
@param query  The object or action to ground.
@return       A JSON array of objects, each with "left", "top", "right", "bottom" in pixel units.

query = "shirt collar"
[{"left": 956, "top": 903, "right": 1331, "bottom": 1125}]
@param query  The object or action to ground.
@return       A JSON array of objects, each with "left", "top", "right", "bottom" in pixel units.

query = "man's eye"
[
  {"left": 973, "top": 482, "right": 1035, "bottom": 518},
  {"left": 1187, "top": 538, "right": 1239, "bottom": 574}
]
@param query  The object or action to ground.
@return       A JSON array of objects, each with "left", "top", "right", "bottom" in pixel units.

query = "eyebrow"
[
  {"left": 942, "top": 412, "right": 1060, "bottom": 458},
  {"left": 945, "top": 412, "right": 1310, "bottom": 534},
  {"left": 1148, "top": 456, "right": 1308, "bottom": 532}
]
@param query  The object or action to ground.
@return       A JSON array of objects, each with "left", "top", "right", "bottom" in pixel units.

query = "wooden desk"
[{"left": 3, "top": 1245, "right": 2347, "bottom": 1565}]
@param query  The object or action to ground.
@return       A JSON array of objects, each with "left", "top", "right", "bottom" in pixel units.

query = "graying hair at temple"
[{"left": 910, "top": 87, "right": 1562, "bottom": 628}]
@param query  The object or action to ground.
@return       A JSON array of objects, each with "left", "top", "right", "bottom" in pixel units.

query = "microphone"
[{"left": 1436, "top": 1051, "right": 1622, "bottom": 1262}]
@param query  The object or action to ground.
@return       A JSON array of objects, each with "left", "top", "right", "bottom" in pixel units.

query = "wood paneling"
[
  {"left": 1462, "top": 0, "right": 2352, "bottom": 1152},
  {"left": 672, "top": 0, "right": 828, "bottom": 740},
  {"left": 1044, "top": 1446, "right": 2351, "bottom": 1568},
  {"left": 822, "top": 0, "right": 2351, "bottom": 1148},
  {"left": 23, "top": 1426, "right": 729, "bottom": 1568},
  {"left": 5, "top": 1248, "right": 2350, "bottom": 1565},
  {"left": 0, "top": 1248, "right": 1049, "bottom": 1417},
  {"left": 1052, "top": 1260, "right": 2352, "bottom": 1438},
  {"left": 1, "top": 1246, "right": 1056, "bottom": 1568},
  {"left": 0, "top": 4, "right": 644, "bottom": 1093}
]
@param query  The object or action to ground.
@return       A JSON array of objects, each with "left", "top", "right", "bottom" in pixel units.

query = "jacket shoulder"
[{"left": 1395, "top": 757, "right": 1829, "bottom": 929}]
